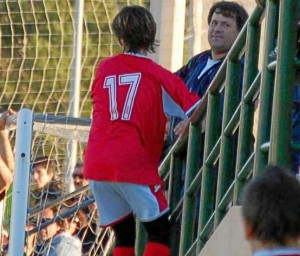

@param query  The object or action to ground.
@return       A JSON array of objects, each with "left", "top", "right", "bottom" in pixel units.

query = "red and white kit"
[{"left": 84, "top": 53, "right": 200, "bottom": 186}]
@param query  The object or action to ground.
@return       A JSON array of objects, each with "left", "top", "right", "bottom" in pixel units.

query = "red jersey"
[{"left": 84, "top": 53, "right": 200, "bottom": 185}]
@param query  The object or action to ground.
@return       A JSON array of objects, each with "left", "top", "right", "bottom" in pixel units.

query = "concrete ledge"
[{"left": 199, "top": 206, "right": 251, "bottom": 256}]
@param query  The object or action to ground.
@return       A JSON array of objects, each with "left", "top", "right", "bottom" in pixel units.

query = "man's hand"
[
  {"left": 174, "top": 119, "right": 189, "bottom": 136},
  {"left": 0, "top": 109, "right": 16, "bottom": 131}
]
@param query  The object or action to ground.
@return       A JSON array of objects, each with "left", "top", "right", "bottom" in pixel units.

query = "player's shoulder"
[{"left": 99, "top": 54, "right": 120, "bottom": 66}]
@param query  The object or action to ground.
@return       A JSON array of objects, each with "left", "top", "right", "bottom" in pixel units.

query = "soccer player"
[
  {"left": 242, "top": 165, "right": 300, "bottom": 256},
  {"left": 84, "top": 5, "right": 200, "bottom": 256}
]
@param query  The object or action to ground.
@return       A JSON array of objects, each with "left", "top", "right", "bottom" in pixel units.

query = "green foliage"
[
  {"left": 0, "top": 0, "right": 150, "bottom": 168},
  {"left": 0, "top": 0, "right": 149, "bottom": 116}
]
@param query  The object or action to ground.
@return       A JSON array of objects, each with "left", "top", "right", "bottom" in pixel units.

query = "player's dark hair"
[
  {"left": 112, "top": 5, "right": 158, "bottom": 53},
  {"left": 242, "top": 165, "right": 300, "bottom": 245},
  {"left": 208, "top": 1, "right": 248, "bottom": 31}
]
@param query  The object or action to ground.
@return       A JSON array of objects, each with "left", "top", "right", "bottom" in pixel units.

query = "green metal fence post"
[
  {"left": 196, "top": 93, "right": 221, "bottom": 253},
  {"left": 269, "top": 0, "right": 298, "bottom": 167},
  {"left": 168, "top": 154, "right": 184, "bottom": 256},
  {"left": 233, "top": 7, "right": 262, "bottom": 204},
  {"left": 253, "top": 0, "right": 278, "bottom": 176},
  {"left": 179, "top": 122, "right": 202, "bottom": 256},
  {"left": 214, "top": 58, "right": 242, "bottom": 227}
]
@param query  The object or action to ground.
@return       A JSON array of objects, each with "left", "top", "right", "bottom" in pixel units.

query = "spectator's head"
[
  {"left": 242, "top": 165, "right": 300, "bottom": 250},
  {"left": 39, "top": 205, "right": 79, "bottom": 241},
  {"left": 112, "top": 5, "right": 158, "bottom": 53},
  {"left": 31, "top": 156, "right": 56, "bottom": 189},
  {"left": 72, "top": 161, "right": 88, "bottom": 190},
  {"left": 207, "top": 1, "right": 248, "bottom": 59},
  {"left": 39, "top": 207, "right": 60, "bottom": 241},
  {"left": 58, "top": 204, "right": 81, "bottom": 235}
]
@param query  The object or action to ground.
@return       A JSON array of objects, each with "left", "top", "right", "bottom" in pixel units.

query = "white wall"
[{"left": 150, "top": 0, "right": 257, "bottom": 70}]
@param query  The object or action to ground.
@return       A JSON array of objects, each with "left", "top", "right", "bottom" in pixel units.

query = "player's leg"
[
  {"left": 112, "top": 214, "right": 136, "bottom": 256},
  {"left": 88, "top": 180, "right": 135, "bottom": 256},
  {"left": 142, "top": 212, "right": 171, "bottom": 256},
  {"left": 119, "top": 183, "right": 170, "bottom": 256}
]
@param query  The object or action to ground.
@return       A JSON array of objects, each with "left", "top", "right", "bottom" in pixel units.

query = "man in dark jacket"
[{"left": 169, "top": 1, "right": 248, "bottom": 142}]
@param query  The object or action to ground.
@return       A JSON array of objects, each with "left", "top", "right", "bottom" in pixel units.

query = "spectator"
[
  {"left": 1, "top": 228, "right": 9, "bottom": 255},
  {"left": 38, "top": 206, "right": 82, "bottom": 256},
  {"left": 72, "top": 161, "right": 88, "bottom": 191},
  {"left": 242, "top": 165, "right": 300, "bottom": 255},
  {"left": 72, "top": 161, "right": 97, "bottom": 217},
  {"left": 71, "top": 162, "right": 102, "bottom": 255},
  {"left": 31, "top": 156, "right": 58, "bottom": 190},
  {"left": 0, "top": 109, "right": 15, "bottom": 200},
  {"left": 84, "top": 5, "right": 200, "bottom": 256},
  {"left": 30, "top": 156, "right": 65, "bottom": 208},
  {"left": 167, "top": 3, "right": 249, "bottom": 234},
  {"left": 169, "top": 1, "right": 248, "bottom": 141}
]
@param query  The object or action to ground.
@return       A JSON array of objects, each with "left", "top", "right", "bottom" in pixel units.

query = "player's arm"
[
  {"left": 160, "top": 68, "right": 201, "bottom": 113},
  {"left": 0, "top": 109, "right": 15, "bottom": 193},
  {"left": 0, "top": 158, "right": 13, "bottom": 194},
  {"left": 0, "top": 110, "right": 15, "bottom": 171}
]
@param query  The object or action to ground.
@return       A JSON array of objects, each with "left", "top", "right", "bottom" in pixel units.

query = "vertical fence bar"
[
  {"left": 253, "top": 0, "right": 278, "bottom": 176},
  {"left": 233, "top": 7, "right": 262, "bottom": 204},
  {"left": 269, "top": 0, "right": 298, "bottom": 167},
  {"left": 197, "top": 93, "right": 221, "bottom": 253},
  {"left": 168, "top": 154, "right": 184, "bottom": 217},
  {"left": 168, "top": 154, "right": 183, "bottom": 256},
  {"left": 8, "top": 109, "right": 33, "bottom": 256},
  {"left": 179, "top": 122, "right": 201, "bottom": 255},
  {"left": 69, "top": 0, "right": 84, "bottom": 117},
  {"left": 214, "top": 58, "right": 241, "bottom": 227}
]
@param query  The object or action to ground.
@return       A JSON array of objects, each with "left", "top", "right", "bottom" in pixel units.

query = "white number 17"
[{"left": 103, "top": 73, "right": 141, "bottom": 120}]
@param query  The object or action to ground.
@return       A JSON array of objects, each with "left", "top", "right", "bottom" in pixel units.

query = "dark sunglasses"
[{"left": 72, "top": 173, "right": 84, "bottom": 179}]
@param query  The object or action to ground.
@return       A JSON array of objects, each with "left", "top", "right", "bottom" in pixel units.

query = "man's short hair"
[
  {"left": 242, "top": 165, "right": 300, "bottom": 245},
  {"left": 208, "top": 1, "right": 249, "bottom": 31},
  {"left": 112, "top": 5, "right": 158, "bottom": 53}
]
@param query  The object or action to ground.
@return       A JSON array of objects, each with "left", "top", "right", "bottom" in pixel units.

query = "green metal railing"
[{"left": 142, "top": 0, "right": 300, "bottom": 255}]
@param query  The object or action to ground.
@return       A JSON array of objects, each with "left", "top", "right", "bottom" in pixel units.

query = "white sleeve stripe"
[
  {"left": 185, "top": 99, "right": 202, "bottom": 117},
  {"left": 162, "top": 88, "right": 188, "bottom": 119}
]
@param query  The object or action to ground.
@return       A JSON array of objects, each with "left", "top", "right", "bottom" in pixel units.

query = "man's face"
[
  {"left": 208, "top": 12, "right": 239, "bottom": 57},
  {"left": 31, "top": 164, "right": 53, "bottom": 189},
  {"left": 39, "top": 208, "right": 59, "bottom": 241},
  {"left": 72, "top": 167, "right": 88, "bottom": 190}
]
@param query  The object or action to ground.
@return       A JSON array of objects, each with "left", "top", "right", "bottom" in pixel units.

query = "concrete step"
[{"left": 198, "top": 206, "right": 251, "bottom": 256}]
